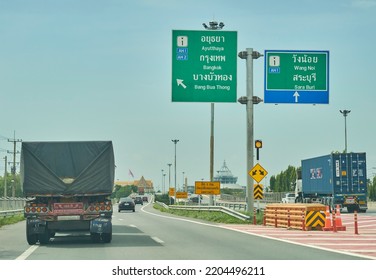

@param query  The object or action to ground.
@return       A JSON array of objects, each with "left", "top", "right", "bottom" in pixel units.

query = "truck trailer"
[
  {"left": 21, "top": 141, "right": 115, "bottom": 245},
  {"left": 295, "top": 152, "right": 367, "bottom": 213}
]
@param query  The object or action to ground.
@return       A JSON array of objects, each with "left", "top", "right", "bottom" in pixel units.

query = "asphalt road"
[{"left": 0, "top": 201, "right": 368, "bottom": 260}]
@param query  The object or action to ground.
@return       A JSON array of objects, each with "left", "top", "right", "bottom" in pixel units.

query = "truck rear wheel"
[
  {"left": 38, "top": 228, "right": 50, "bottom": 245},
  {"left": 90, "top": 233, "right": 101, "bottom": 243},
  {"left": 102, "top": 232, "right": 112, "bottom": 243},
  {"left": 26, "top": 222, "right": 37, "bottom": 245},
  {"left": 27, "top": 233, "right": 37, "bottom": 245}
]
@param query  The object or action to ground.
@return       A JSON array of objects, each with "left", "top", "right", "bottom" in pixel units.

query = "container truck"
[
  {"left": 21, "top": 141, "right": 115, "bottom": 245},
  {"left": 295, "top": 153, "right": 367, "bottom": 213}
]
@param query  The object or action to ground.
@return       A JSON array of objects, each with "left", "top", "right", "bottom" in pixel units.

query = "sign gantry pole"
[
  {"left": 203, "top": 21, "right": 225, "bottom": 206},
  {"left": 238, "top": 48, "right": 263, "bottom": 214}
]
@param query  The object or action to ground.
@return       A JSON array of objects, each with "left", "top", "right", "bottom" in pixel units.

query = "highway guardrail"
[
  {"left": 168, "top": 205, "right": 250, "bottom": 221},
  {"left": 0, "top": 209, "right": 24, "bottom": 218}
]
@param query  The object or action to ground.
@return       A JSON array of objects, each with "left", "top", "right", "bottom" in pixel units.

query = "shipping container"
[{"left": 296, "top": 153, "right": 367, "bottom": 212}]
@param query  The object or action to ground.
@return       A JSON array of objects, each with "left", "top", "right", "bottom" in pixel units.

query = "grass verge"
[{"left": 0, "top": 215, "right": 25, "bottom": 228}]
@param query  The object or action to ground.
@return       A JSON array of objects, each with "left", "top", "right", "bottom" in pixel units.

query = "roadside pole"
[
  {"left": 238, "top": 48, "right": 263, "bottom": 215},
  {"left": 202, "top": 21, "right": 225, "bottom": 206}
]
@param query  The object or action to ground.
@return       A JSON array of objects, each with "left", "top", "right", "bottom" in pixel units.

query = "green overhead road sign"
[
  {"left": 264, "top": 50, "right": 329, "bottom": 104},
  {"left": 172, "top": 30, "right": 237, "bottom": 102}
]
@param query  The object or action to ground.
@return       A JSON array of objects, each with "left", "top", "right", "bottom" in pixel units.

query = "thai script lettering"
[
  {"left": 293, "top": 73, "right": 317, "bottom": 83},
  {"left": 193, "top": 73, "right": 233, "bottom": 81},
  {"left": 292, "top": 54, "right": 318, "bottom": 64},
  {"left": 201, "top": 35, "right": 225, "bottom": 44},
  {"left": 200, "top": 55, "right": 226, "bottom": 63}
]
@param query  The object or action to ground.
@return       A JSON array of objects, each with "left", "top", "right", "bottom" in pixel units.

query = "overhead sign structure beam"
[
  {"left": 264, "top": 50, "right": 329, "bottom": 104},
  {"left": 172, "top": 30, "right": 237, "bottom": 103}
]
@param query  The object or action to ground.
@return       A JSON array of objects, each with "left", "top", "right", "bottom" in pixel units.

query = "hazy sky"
[{"left": 1, "top": 0, "right": 375, "bottom": 190}]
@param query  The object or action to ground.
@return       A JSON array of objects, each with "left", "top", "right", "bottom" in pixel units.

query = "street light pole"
[
  {"left": 340, "top": 110, "right": 351, "bottom": 153},
  {"left": 172, "top": 139, "right": 179, "bottom": 204},
  {"left": 163, "top": 173, "right": 166, "bottom": 194},
  {"left": 161, "top": 169, "right": 164, "bottom": 193},
  {"left": 167, "top": 163, "right": 172, "bottom": 191},
  {"left": 3, "top": 156, "right": 7, "bottom": 197}
]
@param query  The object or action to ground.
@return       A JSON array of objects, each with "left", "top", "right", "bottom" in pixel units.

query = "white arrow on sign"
[
  {"left": 293, "top": 91, "right": 300, "bottom": 103},
  {"left": 176, "top": 79, "right": 187, "bottom": 89}
]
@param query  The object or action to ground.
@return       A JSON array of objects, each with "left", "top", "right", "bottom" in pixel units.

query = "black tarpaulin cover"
[{"left": 21, "top": 141, "right": 115, "bottom": 196}]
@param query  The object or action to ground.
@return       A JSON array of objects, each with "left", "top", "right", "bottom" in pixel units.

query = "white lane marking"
[
  {"left": 151, "top": 237, "right": 164, "bottom": 244},
  {"left": 16, "top": 245, "right": 39, "bottom": 260}
]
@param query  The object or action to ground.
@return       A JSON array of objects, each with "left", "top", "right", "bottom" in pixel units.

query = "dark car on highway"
[
  {"left": 118, "top": 197, "right": 135, "bottom": 212},
  {"left": 134, "top": 196, "right": 143, "bottom": 205}
]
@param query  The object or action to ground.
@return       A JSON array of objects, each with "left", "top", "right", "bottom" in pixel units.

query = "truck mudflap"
[
  {"left": 26, "top": 218, "right": 51, "bottom": 245},
  {"left": 27, "top": 218, "right": 47, "bottom": 234},
  {"left": 90, "top": 217, "right": 112, "bottom": 234},
  {"left": 90, "top": 217, "right": 112, "bottom": 243}
]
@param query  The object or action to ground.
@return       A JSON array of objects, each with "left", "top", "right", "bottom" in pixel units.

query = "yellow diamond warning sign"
[{"left": 249, "top": 163, "right": 268, "bottom": 183}]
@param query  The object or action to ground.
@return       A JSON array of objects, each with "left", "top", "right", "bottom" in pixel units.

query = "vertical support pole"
[
  {"left": 287, "top": 209, "right": 291, "bottom": 228},
  {"left": 238, "top": 48, "right": 263, "bottom": 215},
  {"left": 3, "top": 156, "right": 7, "bottom": 197},
  {"left": 274, "top": 209, "right": 277, "bottom": 228},
  {"left": 253, "top": 207, "right": 256, "bottom": 225},
  {"left": 301, "top": 210, "right": 306, "bottom": 231},
  {"left": 245, "top": 48, "right": 254, "bottom": 215},
  {"left": 209, "top": 103, "right": 214, "bottom": 206},
  {"left": 12, "top": 137, "right": 16, "bottom": 197},
  {"left": 332, "top": 210, "right": 337, "bottom": 233},
  {"left": 172, "top": 139, "right": 179, "bottom": 204},
  {"left": 354, "top": 210, "right": 359, "bottom": 235},
  {"left": 263, "top": 211, "right": 266, "bottom": 226}
]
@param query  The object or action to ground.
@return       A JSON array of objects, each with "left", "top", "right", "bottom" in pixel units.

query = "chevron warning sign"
[
  {"left": 253, "top": 184, "right": 264, "bottom": 200},
  {"left": 305, "top": 210, "right": 325, "bottom": 229}
]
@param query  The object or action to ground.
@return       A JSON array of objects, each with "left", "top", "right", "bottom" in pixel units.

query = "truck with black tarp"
[
  {"left": 295, "top": 152, "right": 367, "bottom": 213},
  {"left": 21, "top": 141, "right": 115, "bottom": 244}
]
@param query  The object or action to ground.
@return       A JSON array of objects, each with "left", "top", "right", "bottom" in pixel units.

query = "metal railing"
[
  {"left": 0, "top": 197, "right": 26, "bottom": 218},
  {"left": 219, "top": 192, "right": 289, "bottom": 204},
  {"left": 157, "top": 202, "right": 250, "bottom": 221},
  {"left": 215, "top": 202, "right": 247, "bottom": 211}
]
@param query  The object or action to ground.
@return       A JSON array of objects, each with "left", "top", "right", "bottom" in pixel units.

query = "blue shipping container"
[{"left": 301, "top": 153, "right": 367, "bottom": 211}]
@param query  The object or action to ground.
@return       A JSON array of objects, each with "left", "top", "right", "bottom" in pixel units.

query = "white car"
[{"left": 282, "top": 193, "right": 296, "bottom": 203}]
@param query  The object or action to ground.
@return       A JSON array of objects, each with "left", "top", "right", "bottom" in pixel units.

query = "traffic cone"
[
  {"left": 322, "top": 205, "right": 333, "bottom": 231},
  {"left": 335, "top": 204, "right": 346, "bottom": 231}
]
